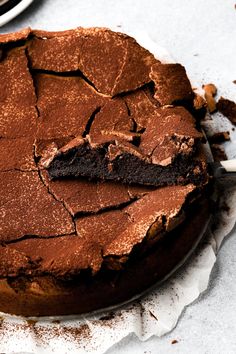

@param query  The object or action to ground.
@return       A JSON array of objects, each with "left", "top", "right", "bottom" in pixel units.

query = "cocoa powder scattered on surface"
[{"left": 29, "top": 321, "right": 91, "bottom": 345}]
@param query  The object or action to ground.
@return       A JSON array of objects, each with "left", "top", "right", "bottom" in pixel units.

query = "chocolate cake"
[{"left": 0, "top": 27, "right": 210, "bottom": 316}]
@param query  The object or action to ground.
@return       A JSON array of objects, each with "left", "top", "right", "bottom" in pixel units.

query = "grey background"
[{"left": 1, "top": 1, "right": 236, "bottom": 353}]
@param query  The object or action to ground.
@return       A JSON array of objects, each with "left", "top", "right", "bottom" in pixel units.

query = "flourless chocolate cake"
[{"left": 0, "top": 27, "right": 210, "bottom": 316}]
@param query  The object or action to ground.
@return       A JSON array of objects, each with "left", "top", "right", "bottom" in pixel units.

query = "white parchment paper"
[{"left": 0, "top": 33, "right": 235, "bottom": 354}]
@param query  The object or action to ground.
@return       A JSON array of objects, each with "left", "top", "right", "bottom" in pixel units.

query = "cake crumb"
[
  {"left": 171, "top": 339, "right": 178, "bottom": 344},
  {"left": 211, "top": 144, "right": 227, "bottom": 161},
  {"left": 217, "top": 97, "right": 236, "bottom": 125},
  {"left": 193, "top": 93, "right": 207, "bottom": 111},
  {"left": 202, "top": 83, "right": 217, "bottom": 113},
  {"left": 208, "top": 131, "right": 230, "bottom": 144}
]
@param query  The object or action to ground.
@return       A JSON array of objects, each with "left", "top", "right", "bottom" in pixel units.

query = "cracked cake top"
[{"left": 0, "top": 27, "right": 208, "bottom": 279}]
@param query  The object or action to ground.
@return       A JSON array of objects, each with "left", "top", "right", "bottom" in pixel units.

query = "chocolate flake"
[
  {"left": 217, "top": 97, "right": 236, "bottom": 125},
  {"left": 208, "top": 131, "right": 230, "bottom": 144}
]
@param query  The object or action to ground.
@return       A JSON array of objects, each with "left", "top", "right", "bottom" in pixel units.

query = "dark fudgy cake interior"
[
  {"left": 0, "top": 27, "right": 210, "bottom": 316},
  {"left": 46, "top": 104, "right": 207, "bottom": 186}
]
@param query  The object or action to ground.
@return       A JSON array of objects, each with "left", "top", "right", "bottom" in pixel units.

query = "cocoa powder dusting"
[{"left": 221, "top": 201, "right": 230, "bottom": 213}]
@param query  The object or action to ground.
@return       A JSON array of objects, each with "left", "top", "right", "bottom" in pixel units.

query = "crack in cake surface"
[
  {"left": 26, "top": 51, "right": 79, "bottom": 231},
  {"left": 42, "top": 170, "right": 150, "bottom": 217},
  {"left": 0, "top": 47, "right": 38, "bottom": 138},
  {"left": 0, "top": 171, "right": 75, "bottom": 243},
  {"left": 0, "top": 182, "right": 197, "bottom": 277}
]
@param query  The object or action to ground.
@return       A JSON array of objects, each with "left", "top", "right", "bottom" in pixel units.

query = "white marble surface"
[{"left": 1, "top": 0, "right": 236, "bottom": 353}]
